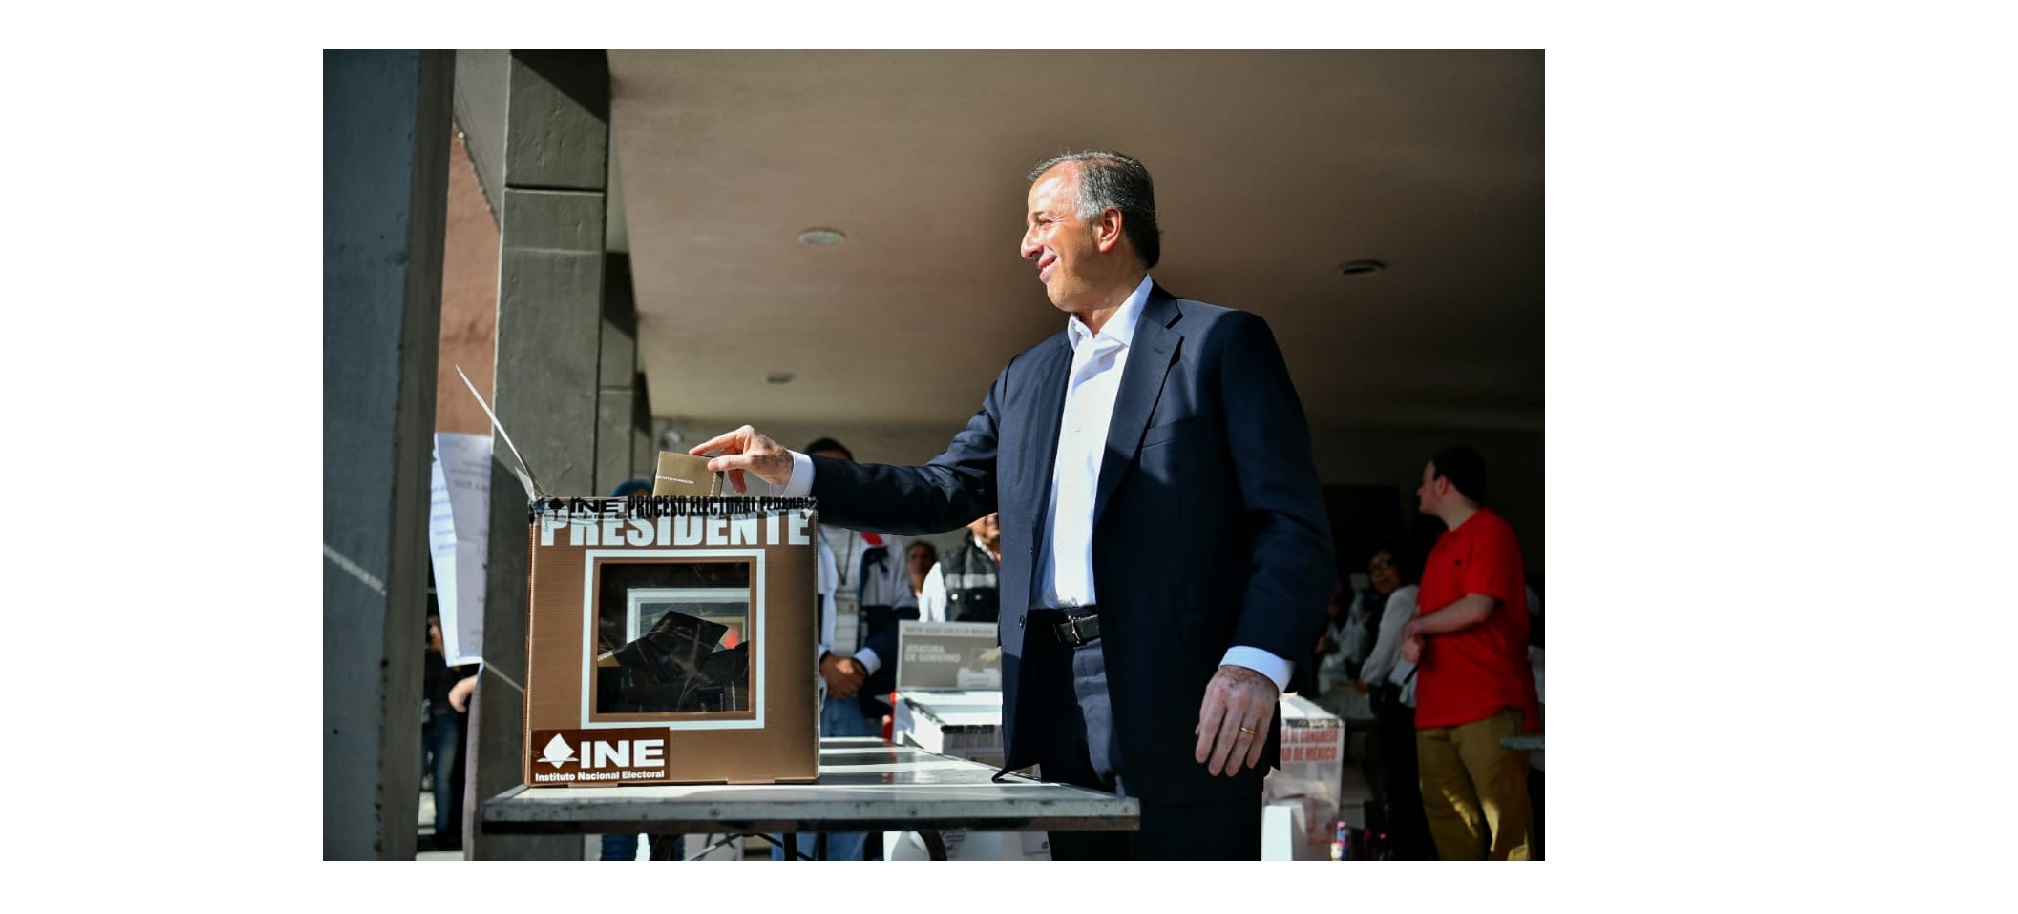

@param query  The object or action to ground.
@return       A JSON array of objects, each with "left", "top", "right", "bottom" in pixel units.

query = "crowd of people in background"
[{"left": 1309, "top": 445, "right": 1545, "bottom": 861}]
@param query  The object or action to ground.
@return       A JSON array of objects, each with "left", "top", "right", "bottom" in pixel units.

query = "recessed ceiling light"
[
  {"left": 1337, "top": 259, "right": 1385, "bottom": 277},
  {"left": 766, "top": 371, "right": 795, "bottom": 385},
  {"left": 798, "top": 228, "right": 845, "bottom": 246}
]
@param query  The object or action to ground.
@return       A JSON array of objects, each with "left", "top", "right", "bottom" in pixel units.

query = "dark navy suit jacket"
[{"left": 809, "top": 285, "right": 1334, "bottom": 801}]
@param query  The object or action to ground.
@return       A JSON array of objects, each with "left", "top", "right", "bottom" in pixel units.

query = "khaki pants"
[{"left": 1416, "top": 708, "right": 1534, "bottom": 860}]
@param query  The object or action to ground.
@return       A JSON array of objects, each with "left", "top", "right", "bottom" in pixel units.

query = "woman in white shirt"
[
  {"left": 905, "top": 541, "right": 938, "bottom": 603},
  {"left": 1356, "top": 549, "right": 1418, "bottom": 711},
  {"left": 1353, "top": 543, "right": 1435, "bottom": 861}
]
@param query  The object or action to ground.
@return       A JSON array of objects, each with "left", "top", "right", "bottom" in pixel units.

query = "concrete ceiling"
[{"left": 605, "top": 50, "right": 1543, "bottom": 437}]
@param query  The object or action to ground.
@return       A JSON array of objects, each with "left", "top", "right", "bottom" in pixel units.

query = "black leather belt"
[{"left": 1033, "top": 608, "right": 1100, "bottom": 646}]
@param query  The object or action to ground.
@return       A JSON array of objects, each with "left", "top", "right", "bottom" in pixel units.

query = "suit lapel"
[
  {"left": 1092, "top": 288, "right": 1182, "bottom": 528},
  {"left": 1016, "top": 333, "right": 1074, "bottom": 545}
]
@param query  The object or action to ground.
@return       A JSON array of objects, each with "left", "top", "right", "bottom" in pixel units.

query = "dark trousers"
[
  {"left": 423, "top": 708, "right": 467, "bottom": 849},
  {"left": 1368, "top": 697, "right": 1435, "bottom": 860},
  {"left": 1029, "top": 631, "right": 1263, "bottom": 861}
]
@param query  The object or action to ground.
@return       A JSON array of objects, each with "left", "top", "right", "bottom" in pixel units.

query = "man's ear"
[{"left": 1094, "top": 207, "right": 1125, "bottom": 254}]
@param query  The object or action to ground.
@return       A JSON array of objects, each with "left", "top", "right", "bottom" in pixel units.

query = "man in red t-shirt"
[{"left": 1400, "top": 445, "right": 1540, "bottom": 860}]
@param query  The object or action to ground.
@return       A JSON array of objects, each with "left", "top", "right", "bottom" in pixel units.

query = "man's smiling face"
[{"left": 1020, "top": 163, "right": 1102, "bottom": 314}]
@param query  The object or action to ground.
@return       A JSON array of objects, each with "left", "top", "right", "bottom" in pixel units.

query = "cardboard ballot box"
[{"left": 522, "top": 495, "right": 820, "bottom": 787}]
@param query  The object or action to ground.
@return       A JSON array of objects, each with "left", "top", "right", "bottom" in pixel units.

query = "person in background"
[
  {"left": 1353, "top": 542, "right": 1434, "bottom": 860},
  {"left": 427, "top": 665, "right": 478, "bottom": 855},
  {"left": 1400, "top": 445, "right": 1540, "bottom": 861},
  {"left": 763, "top": 524, "right": 847, "bottom": 860},
  {"left": 421, "top": 606, "right": 473, "bottom": 852},
  {"left": 905, "top": 540, "right": 938, "bottom": 603},
  {"left": 1311, "top": 579, "right": 1351, "bottom": 704},
  {"left": 693, "top": 149, "right": 1333, "bottom": 860},
  {"left": 800, "top": 438, "right": 914, "bottom": 738},
  {"left": 777, "top": 438, "right": 915, "bottom": 861},
  {"left": 804, "top": 437, "right": 916, "bottom": 743},
  {"left": 918, "top": 512, "right": 1003, "bottom": 624},
  {"left": 1339, "top": 577, "right": 1377, "bottom": 681}
]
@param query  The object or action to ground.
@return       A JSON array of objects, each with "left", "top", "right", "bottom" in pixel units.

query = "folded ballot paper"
[{"left": 651, "top": 450, "right": 724, "bottom": 497}]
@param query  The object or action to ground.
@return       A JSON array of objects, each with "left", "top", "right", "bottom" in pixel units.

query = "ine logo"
[
  {"left": 539, "top": 733, "right": 578, "bottom": 769},
  {"left": 532, "top": 728, "right": 670, "bottom": 779}
]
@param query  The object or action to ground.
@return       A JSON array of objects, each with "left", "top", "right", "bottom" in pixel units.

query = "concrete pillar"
[
  {"left": 469, "top": 50, "right": 610, "bottom": 861},
  {"left": 598, "top": 252, "right": 647, "bottom": 493},
  {"left": 322, "top": 49, "right": 453, "bottom": 861},
  {"left": 632, "top": 373, "right": 655, "bottom": 479}
]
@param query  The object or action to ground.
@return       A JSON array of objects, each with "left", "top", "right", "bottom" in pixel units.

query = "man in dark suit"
[{"left": 692, "top": 150, "right": 1333, "bottom": 860}]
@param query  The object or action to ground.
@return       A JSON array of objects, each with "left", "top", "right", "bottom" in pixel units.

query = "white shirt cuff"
[
  {"left": 854, "top": 648, "right": 881, "bottom": 676},
  {"left": 1220, "top": 647, "right": 1293, "bottom": 693},
  {"left": 777, "top": 450, "right": 815, "bottom": 497}
]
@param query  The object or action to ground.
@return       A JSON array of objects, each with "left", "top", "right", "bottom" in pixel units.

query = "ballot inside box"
[{"left": 598, "top": 606, "right": 750, "bottom": 714}]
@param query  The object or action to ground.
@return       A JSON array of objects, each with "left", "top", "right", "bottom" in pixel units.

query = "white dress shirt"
[
  {"left": 918, "top": 562, "right": 947, "bottom": 623},
  {"left": 1033, "top": 277, "right": 1146, "bottom": 610},
  {"left": 1359, "top": 585, "right": 1420, "bottom": 707}
]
